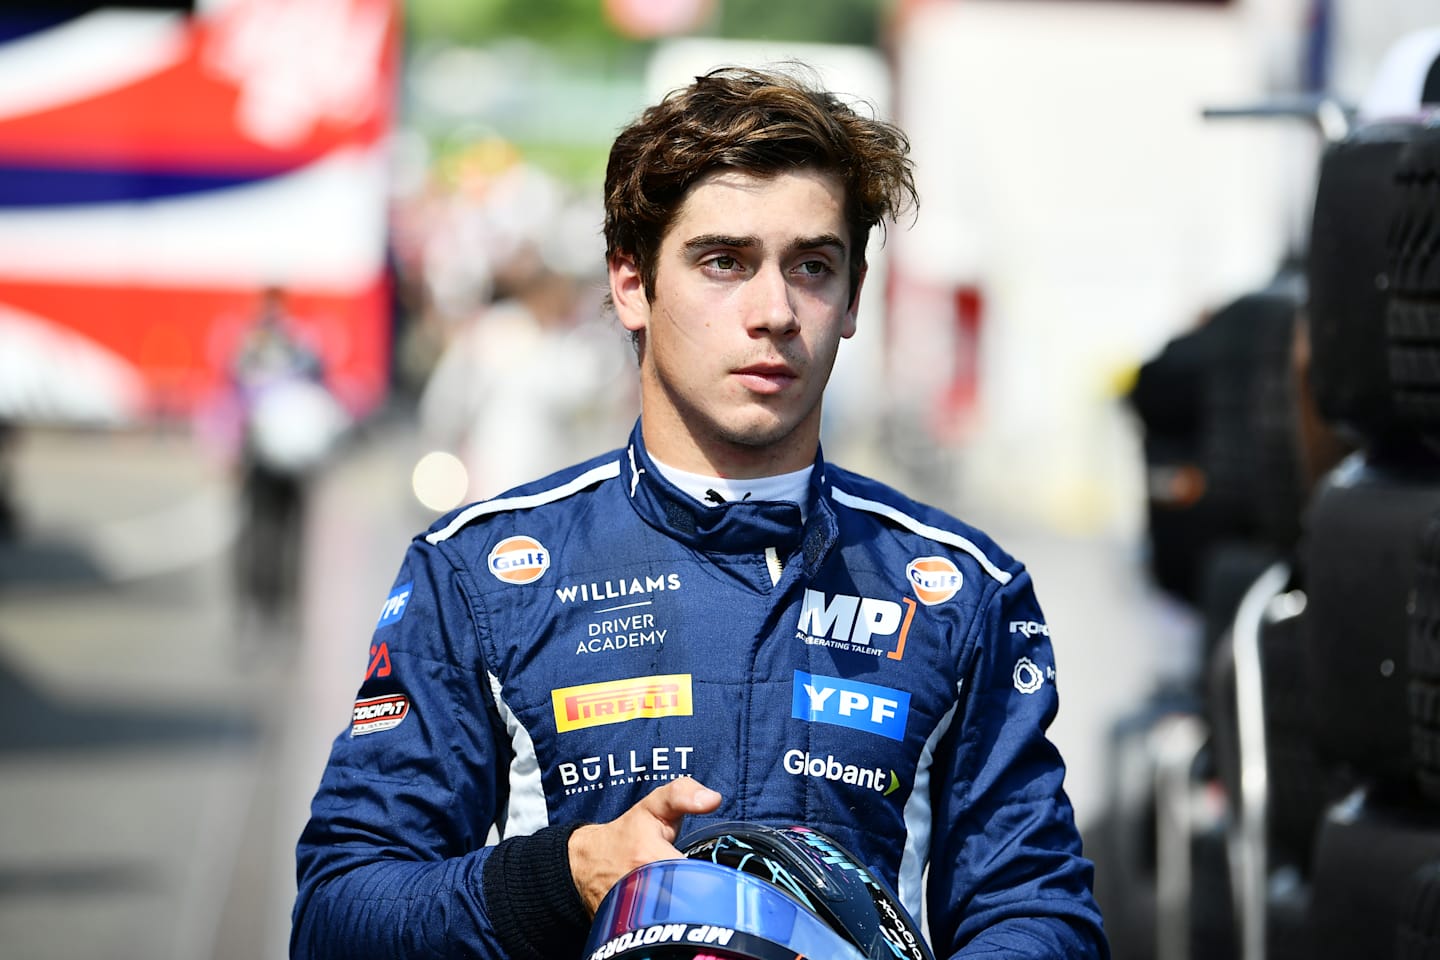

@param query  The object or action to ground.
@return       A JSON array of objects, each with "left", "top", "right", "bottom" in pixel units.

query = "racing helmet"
[
  {"left": 581, "top": 821, "right": 934, "bottom": 960},
  {"left": 582, "top": 858, "right": 867, "bottom": 960},
  {"left": 680, "top": 822, "right": 934, "bottom": 960}
]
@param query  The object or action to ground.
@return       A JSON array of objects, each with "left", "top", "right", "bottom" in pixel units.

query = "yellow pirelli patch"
[{"left": 551, "top": 674, "right": 693, "bottom": 732}]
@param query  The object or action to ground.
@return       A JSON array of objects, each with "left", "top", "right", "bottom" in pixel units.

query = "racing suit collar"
[{"left": 622, "top": 420, "right": 837, "bottom": 570}]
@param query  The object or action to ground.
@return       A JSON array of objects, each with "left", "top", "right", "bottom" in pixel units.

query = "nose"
[{"left": 746, "top": 264, "right": 799, "bottom": 337}]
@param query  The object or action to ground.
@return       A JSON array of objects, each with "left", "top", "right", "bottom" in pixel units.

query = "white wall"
[{"left": 893, "top": 0, "right": 1317, "bottom": 536}]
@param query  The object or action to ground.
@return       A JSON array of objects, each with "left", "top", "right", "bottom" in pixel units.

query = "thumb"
[
  {"left": 643, "top": 777, "right": 722, "bottom": 828},
  {"left": 668, "top": 776, "right": 723, "bottom": 814}
]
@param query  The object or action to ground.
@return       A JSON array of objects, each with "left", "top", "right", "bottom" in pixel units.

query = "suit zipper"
[{"left": 764, "top": 546, "right": 783, "bottom": 586}]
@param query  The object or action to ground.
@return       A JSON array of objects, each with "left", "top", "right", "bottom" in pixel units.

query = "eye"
[
  {"left": 709, "top": 254, "right": 739, "bottom": 272},
  {"left": 796, "top": 259, "right": 832, "bottom": 277}
]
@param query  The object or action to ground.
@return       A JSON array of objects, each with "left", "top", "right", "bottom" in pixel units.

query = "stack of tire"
[
  {"left": 1128, "top": 270, "right": 1309, "bottom": 626},
  {"left": 1295, "top": 115, "right": 1440, "bottom": 959},
  {"left": 1107, "top": 264, "right": 1320, "bottom": 960},
  {"left": 1111, "top": 118, "right": 1440, "bottom": 960}
]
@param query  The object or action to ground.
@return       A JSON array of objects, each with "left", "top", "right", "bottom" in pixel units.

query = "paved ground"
[
  {"left": 0, "top": 421, "right": 422, "bottom": 960},
  {"left": 0, "top": 412, "right": 1188, "bottom": 959}
]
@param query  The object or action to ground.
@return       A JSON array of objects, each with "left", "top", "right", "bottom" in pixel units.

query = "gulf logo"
[
  {"left": 488, "top": 535, "right": 550, "bottom": 584},
  {"left": 906, "top": 556, "right": 963, "bottom": 605}
]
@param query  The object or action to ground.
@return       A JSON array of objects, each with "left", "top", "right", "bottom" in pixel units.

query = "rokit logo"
[
  {"left": 795, "top": 589, "right": 917, "bottom": 660},
  {"left": 791, "top": 671, "right": 910, "bottom": 741},
  {"left": 558, "top": 746, "right": 695, "bottom": 795},
  {"left": 551, "top": 675, "right": 693, "bottom": 732}
]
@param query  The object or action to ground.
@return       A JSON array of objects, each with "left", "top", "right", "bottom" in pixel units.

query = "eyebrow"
[{"left": 681, "top": 233, "right": 848, "bottom": 257}]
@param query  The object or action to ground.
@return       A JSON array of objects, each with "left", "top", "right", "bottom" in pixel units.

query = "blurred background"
[{"left": 0, "top": 0, "right": 1437, "bottom": 958}]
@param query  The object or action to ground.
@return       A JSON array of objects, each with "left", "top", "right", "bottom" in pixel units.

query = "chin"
[{"left": 714, "top": 412, "right": 804, "bottom": 452}]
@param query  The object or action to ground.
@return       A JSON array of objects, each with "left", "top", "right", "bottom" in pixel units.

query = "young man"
[{"left": 292, "top": 66, "right": 1108, "bottom": 959}]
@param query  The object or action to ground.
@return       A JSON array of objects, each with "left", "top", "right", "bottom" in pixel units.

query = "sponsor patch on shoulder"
[
  {"left": 905, "top": 556, "right": 963, "bottom": 605},
  {"left": 1013, "top": 657, "right": 1050, "bottom": 694},
  {"left": 488, "top": 535, "right": 550, "bottom": 584},
  {"left": 377, "top": 582, "right": 413, "bottom": 628},
  {"left": 351, "top": 694, "right": 409, "bottom": 735}
]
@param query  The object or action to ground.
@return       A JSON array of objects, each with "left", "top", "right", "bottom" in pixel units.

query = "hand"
[{"left": 568, "top": 776, "right": 722, "bottom": 915}]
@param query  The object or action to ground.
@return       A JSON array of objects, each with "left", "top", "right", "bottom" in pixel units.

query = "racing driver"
[{"left": 291, "top": 65, "right": 1109, "bottom": 960}]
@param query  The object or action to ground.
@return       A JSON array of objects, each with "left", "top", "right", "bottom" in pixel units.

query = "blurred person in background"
[
  {"left": 228, "top": 285, "right": 347, "bottom": 632},
  {"left": 292, "top": 65, "right": 1107, "bottom": 960},
  {"left": 417, "top": 236, "right": 629, "bottom": 503}
]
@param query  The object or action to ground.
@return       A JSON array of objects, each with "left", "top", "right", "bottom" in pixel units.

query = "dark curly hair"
[{"left": 604, "top": 64, "right": 917, "bottom": 308}]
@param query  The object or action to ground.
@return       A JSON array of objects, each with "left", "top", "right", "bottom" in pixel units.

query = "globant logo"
[{"left": 782, "top": 749, "right": 900, "bottom": 796}]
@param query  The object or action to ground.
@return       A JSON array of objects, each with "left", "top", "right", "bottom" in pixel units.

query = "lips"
[{"left": 733, "top": 362, "right": 797, "bottom": 394}]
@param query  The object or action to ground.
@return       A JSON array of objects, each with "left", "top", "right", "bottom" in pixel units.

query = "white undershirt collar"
[{"left": 650, "top": 457, "right": 812, "bottom": 522}]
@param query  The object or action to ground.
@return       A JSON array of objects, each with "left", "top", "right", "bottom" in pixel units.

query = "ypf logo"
[
  {"left": 792, "top": 671, "right": 910, "bottom": 741},
  {"left": 488, "top": 535, "right": 550, "bottom": 584},
  {"left": 377, "top": 581, "right": 412, "bottom": 628},
  {"left": 906, "top": 557, "right": 963, "bottom": 605}
]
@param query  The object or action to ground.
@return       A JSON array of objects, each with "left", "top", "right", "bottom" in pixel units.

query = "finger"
[
  {"left": 643, "top": 777, "right": 722, "bottom": 822},
  {"left": 634, "top": 779, "right": 721, "bottom": 852}
]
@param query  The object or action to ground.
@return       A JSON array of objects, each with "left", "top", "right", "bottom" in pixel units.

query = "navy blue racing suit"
[{"left": 292, "top": 422, "right": 1108, "bottom": 959}]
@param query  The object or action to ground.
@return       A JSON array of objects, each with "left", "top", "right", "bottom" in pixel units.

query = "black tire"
[
  {"left": 1129, "top": 321, "right": 1222, "bottom": 606},
  {"left": 1208, "top": 603, "right": 1349, "bottom": 875},
  {"left": 1201, "top": 288, "right": 1307, "bottom": 552},
  {"left": 1388, "top": 126, "right": 1440, "bottom": 436},
  {"left": 1309, "top": 790, "right": 1440, "bottom": 960},
  {"left": 1199, "top": 542, "right": 1285, "bottom": 668},
  {"left": 1396, "top": 860, "right": 1440, "bottom": 960},
  {"left": 1129, "top": 277, "right": 1306, "bottom": 606},
  {"left": 1189, "top": 821, "right": 1238, "bottom": 960},
  {"left": 1301, "top": 451, "right": 1440, "bottom": 785},
  {"left": 1412, "top": 511, "right": 1440, "bottom": 802},
  {"left": 1267, "top": 872, "right": 1312, "bottom": 960},
  {"left": 1264, "top": 607, "right": 1352, "bottom": 872},
  {"left": 1306, "top": 122, "right": 1422, "bottom": 447}
]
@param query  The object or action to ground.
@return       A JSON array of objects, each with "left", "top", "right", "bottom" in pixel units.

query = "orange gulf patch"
[
  {"left": 906, "top": 556, "right": 963, "bottom": 605},
  {"left": 487, "top": 535, "right": 550, "bottom": 584}
]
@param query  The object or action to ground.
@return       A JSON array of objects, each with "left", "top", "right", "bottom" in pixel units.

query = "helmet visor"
[{"left": 584, "top": 859, "right": 868, "bottom": 960}]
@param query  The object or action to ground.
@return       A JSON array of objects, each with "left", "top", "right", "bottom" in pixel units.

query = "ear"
[
  {"left": 609, "top": 252, "right": 649, "bottom": 335},
  {"left": 842, "top": 262, "right": 867, "bottom": 340}
]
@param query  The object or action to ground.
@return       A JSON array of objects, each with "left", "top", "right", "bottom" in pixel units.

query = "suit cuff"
[{"left": 481, "top": 822, "right": 592, "bottom": 960}]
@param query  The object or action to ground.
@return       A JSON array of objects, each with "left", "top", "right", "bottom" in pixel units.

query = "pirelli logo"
[{"left": 551, "top": 674, "right": 693, "bottom": 733}]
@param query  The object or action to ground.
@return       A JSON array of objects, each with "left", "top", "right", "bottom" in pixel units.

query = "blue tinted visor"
[{"left": 584, "top": 859, "right": 869, "bottom": 960}]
